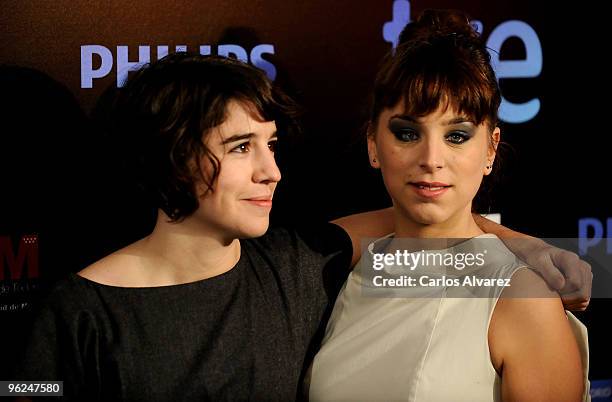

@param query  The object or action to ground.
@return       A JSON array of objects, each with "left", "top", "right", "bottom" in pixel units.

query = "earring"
[{"left": 373, "top": 158, "right": 377, "bottom": 163}]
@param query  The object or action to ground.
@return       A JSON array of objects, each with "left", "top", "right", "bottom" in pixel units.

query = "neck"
[
  {"left": 393, "top": 204, "right": 485, "bottom": 240},
  {"left": 136, "top": 211, "right": 241, "bottom": 285}
]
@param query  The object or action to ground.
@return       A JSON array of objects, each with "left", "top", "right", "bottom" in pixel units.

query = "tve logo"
[
  {"left": 383, "top": 0, "right": 543, "bottom": 125},
  {"left": 578, "top": 218, "right": 612, "bottom": 256},
  {"left": 81, "top": 44, "right": 277, "bottom": 89}
]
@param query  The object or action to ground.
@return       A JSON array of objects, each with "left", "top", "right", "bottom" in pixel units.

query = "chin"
[
  {"left": 404, "top": 205, "right": 450, "bottom": 226},
  {"left": 237, "top": 220, "right": 270, "bottom": 239}
]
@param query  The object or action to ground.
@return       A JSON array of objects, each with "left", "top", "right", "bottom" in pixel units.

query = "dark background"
[{"left": 1, "top": 0, "right": 610, "bottom": 391}]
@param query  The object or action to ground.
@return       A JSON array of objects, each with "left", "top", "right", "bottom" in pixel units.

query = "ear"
[
  {"left": 484, "top": 127, "right": 500, "bottom": 176},
  {"left": 490, "top": 127, "right": 500, "bottom": 154},
  {"left": 367, "top": 130, "right": 380, "bottom": 169}
]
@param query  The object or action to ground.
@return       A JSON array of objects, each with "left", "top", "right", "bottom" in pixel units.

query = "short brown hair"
[{"left": 112, "top": 53, "right": 298, "bottom": 222}]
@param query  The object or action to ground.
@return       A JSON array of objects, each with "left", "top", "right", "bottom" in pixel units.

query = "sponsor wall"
[{"left": 1, "top": 0, "right": 610, "bottom": 396}]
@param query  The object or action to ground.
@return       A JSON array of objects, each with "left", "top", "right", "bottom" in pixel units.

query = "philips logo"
[
  {"left": 383, "top": 0, "right": 543, "bottom": 125},
  {"left": 81, "top": 44, "right": 276, "bottom": 89},
  {"left": 578, "top": 218, "right": 612, "bottom": 256},
  {"left": 591, "top": 379, "right": 612, "bottom": 401}
]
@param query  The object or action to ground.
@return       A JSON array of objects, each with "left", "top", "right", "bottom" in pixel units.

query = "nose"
[
  {"left": 418, "top": 136, "right": 445, "bottom": 172},
  {"left": 253, "top": 145, "right": 282, "bottom": 184}
]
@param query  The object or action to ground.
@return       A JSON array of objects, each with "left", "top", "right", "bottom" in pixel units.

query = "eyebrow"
[
  {"left": 220, "top": 131, "right": 278, "bottom": 145},
  {"left": 390, "top": 115, "right": 474, "bottom": 126}
]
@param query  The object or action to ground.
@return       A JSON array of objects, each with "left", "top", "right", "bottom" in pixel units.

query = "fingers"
[
  {"left": 553, "top": 251, "right": 593, "bottom": 311},
  {"left": 551, "top": 250, "right": 582, "bottom": 291},
  {"left": 555, "top": 252, "right": 592, "bottom": 294},
  {"left": 526, "top": 245, "right": 593, "bottom": 311},
  {"left": 527, "top": 248, "right": 565, "bottom": 291},
  {"left": 559, "top": 294, "right": 590, "bottom": 311},
  {"left": 559, "top": 290, "right": 590, "bottom": 311},
  {"left": 561, "top": 301, "right": 589, "bottom": 312}
]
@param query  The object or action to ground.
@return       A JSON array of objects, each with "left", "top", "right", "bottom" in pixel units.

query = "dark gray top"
[{"left": 14, "top": 223, "right": 352, "bottom": 401}]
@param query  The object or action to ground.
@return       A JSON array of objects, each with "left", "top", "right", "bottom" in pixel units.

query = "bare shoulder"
[
  {"left": 489, "top": 267, "right": 564, "bottom": 368},
  {"left": 78, "top": 240, "right": 146, "bottom": 286},
  {"left": 492, "top": 267, "right": 566, "bottom": 338},
  {"left": 489, "top": 268, "right": 584, "bottom": 401}
]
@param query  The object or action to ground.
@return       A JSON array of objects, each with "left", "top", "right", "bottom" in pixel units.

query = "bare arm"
[
  {"left": 474, "top": 213, "right": 592, "bottom": 311},
  {"left": 332, "top": 207, "right": 394, "bottom": 267},
  {"left": 489, "top": 268, "right": 585, "bottom": 402}
]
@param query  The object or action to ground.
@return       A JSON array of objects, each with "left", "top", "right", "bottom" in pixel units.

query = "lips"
[
  {"left": 411, "top": 181, "right": 450, "bottom": 189},
  {"left": 246, "top": 196, "right": 273, "bottom": 201},
  {"left": 409, "top": 181, "right": 451, "bottom": 199},
  {"left": 243, "top": 195, "right": 273, "bottom": 208}
]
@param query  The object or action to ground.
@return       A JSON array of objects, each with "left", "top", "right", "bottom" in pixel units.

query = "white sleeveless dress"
[{"left": 307, "top": 234, "right": 590, "bottom": 402}]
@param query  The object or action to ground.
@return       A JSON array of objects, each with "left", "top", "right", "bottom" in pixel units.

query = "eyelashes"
[
  {"left": 391, "top": 128, "right": 419, "bottom": 143},
  {"left": 268, "top": 140, "right": 278, "bottom": 153},
  {"left": 445, "top": 132, "right": 472, "bottom": 144},
  {"left": 230, "top": 139, "right": 278, "bottom": 154},
  {"left": 389, "top": 122, "right": 473, "bottom": 145},
  {"left": 231, "top": 142, "right": 250, "bottom": 153}
]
